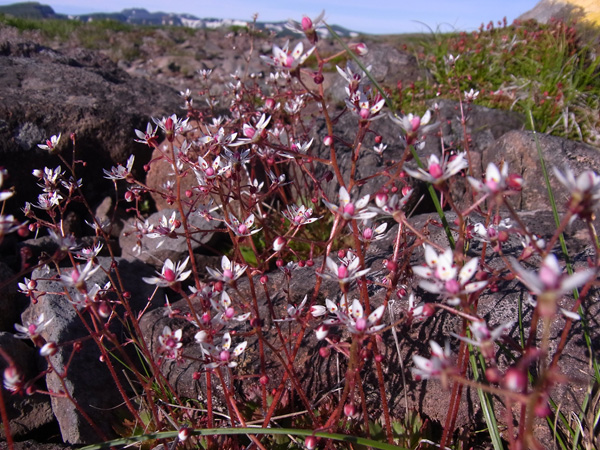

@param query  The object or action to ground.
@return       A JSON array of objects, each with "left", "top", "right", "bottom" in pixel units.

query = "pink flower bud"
[
  {"left": 504, "top": 367, "right": 527, "bottom": 392},
  {"left": 243, "top": 126, "right": 255, "bottom": 139},
  {"left": 362, "top": 228, "right": 373, "bottom": 240},
  {"left": 219, "top": 350, "right": 230, "bottom": 362},
  {"left": 98, "top": 302, "right": 111, "bottom": 319},
  {"left": 163, "top": 268, "right": 176, "bottom": 283},
  {"left": 40, "top": 342, "right": 57, "bottom": 357},
  {"left": 273, "top": 236, "right": 286, "bottom": 252},
  {"left": 410, "top": 116, "right": 421, "bottom": 131},
  {"left": 164, "top": 117, "right": 174, "bottom": 132},
  {"left": 178, "top": 428, "right": 190, "bottom": 441},
  {"left": 375, "top": 192, "right": 387, "bottom": 208},
  {"left": 301, "top": 16, "right": 313, "bottom": 31},
  {"left": 343, "top": 202, "right": 355, "bottom": 216},
  {"left": 337, "top": 265, "right": 349, "bottom": 279},
  {"left": 444, "top": 279, "right": 460, "bottom": 295},
  {"left": 351, "top": 42, "right": 368, "bottom": 56},
  {"left": 344, "top": 402, "right": 358, "bottom": 418},
  {"left": 305, "top": 436, "right": 317, "bottom": 449},
  {"left": 429, "top": 163, "right": 444, "bottom": 179},
  {"left": 507, "top": 173, "right": 523, "bottom": 190},
  {"left": 485, "top": 367, "right": 501, "bottom": 383},
  {"left": 355, "top": 317, "right": 367, "bottom": 332},
  {"left": 539, "top": 265, "right": 557, "bottom": 289},
  {"left": 265, "top": 98, "right": 275, "bottom": 109},
  {"left": 222, "top": 269, "right": 233, "bottom": 280},
  {"left": 315, "top": 325, "right": 329, "bottom": 340},
  {"left": 323, "top": 135, "right": 333, "bottom": 146},
  {"left": 359, "top": 108, "right": 370, "bottom": 119}
]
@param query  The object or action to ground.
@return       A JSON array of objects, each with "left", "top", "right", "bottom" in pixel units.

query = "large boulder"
[
  {"left": 20, "top": 255, "right": 161, "bottom": 444},
  {"left": 518, "top": 0, "right": 600, "bottom": 27},
  {"left": 0, "top": 30, "right": 181, "bottom": 218},
  {"left": 482, "top": 130, "right": 600, "bottom": 212}
]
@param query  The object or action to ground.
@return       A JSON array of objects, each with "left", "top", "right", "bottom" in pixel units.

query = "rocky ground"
[{"left": 0, "top": 17, "right": 599, "bottom": 450}]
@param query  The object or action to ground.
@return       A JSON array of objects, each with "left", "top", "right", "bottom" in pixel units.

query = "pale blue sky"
[{"left": 0, "top": 0, "right": 541, "bottom": 34}]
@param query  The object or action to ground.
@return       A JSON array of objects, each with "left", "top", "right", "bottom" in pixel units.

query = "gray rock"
[
  {"left": 517, "top": 0, "right": 589, "bottom": 24},
  {"left": 0, "top": 333, "right": 55, "bottom": 440},
  {"left": 0, "top": 36, "right": 181, "bottom": 215},
  {"left": 482, "top": 130, "right": 600, "bottom": 212},
  {"left": 21, "top": 256, "right": 161, "bottom": 444}
]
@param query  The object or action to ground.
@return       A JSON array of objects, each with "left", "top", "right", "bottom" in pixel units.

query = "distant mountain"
[
  {"left": 0, "top": 1, "right": 61, "bottom": 19},
  {"left": 0, "top": 2, "right": 361, "bottom": 37}
]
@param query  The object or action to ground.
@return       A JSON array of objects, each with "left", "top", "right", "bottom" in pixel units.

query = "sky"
[{"left": 0, "top": 0, "right": 541, "bottom": 35}]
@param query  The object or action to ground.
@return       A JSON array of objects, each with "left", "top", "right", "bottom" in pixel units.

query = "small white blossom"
[
  {"left": 142, "top": 257, "right": 192, "bottom": 287},
  {"left": 201, "top": 332, "right": 247, "bottom": 369},
  {"left": 260, "top": 41, "right": 315, "bottom": 70},
  {"left": 323, "top": 186, "right": 376, "bottom": 221},
  {"left": 206, "top": 255, "right": 247, "bottom": 283},
  {"left": 405, "top": 153, "right": 468, "bottom": 185},
  {"left": 37, "top": 133, "right": 61, "bottom": 152}
]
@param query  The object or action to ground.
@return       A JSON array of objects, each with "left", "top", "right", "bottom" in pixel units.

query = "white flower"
[
  {"left": 451, "top": 319, "right": 513, "bottom": 359},
  {"left": 142, "top": 257, "right": 192, "bottom": 287},
  {"left": 282, "top": 204, "right": 320, "bottom": 226},
  {"left": 206, "top": 255, "right": 247, "bottom": 283},
  {"left": 225, "top": 213, "right": 262, "bottom": 237},
  {"left": 412, "top": 245, "right": 487, "bottom": 305},
  {"left": 336, "top": 62, "right": 371, "bottom": 94},
  {"left": 404, "top": 153, "right": 468, "bottom": 185},
  {"left": 103, "top": 155, "right": 135, "bottom": 180},
  {"left": 210, "top": 291, "right": 251, "bottom": 324},
  {"left": 37, "top": 133, "right": 61, "bottom": 152},
  {"left": 134, "top": 122, "right": 158, "bottom": 146},
  {"left": 323, "top": 186, "right": 376, "bottom": 221},
  {"left": 391, "top": 110, "right": 432, "bottom": 135},
  {"left": 320, "top": 298, "right": 385, "bottom": 335},
  {"left": 318, "top": 254, "right": 370, "bottom": 285},
  {"left": 412, "top": 340, "right": 453, "bottom": 380},
  {"left": 201, "top": 332, "right": 247, "bottom": 369},
  {"left": 464, "top": 89, "right": 479, "bottom": 101},
  {"left": 509, "top": 254, "right": 595, "bottom": 317},
  {"left": 14, "top": 314, "right": 53, "bottom": 340},
  {"left": 158, "top": 326, "right": 183, "bottom": 360},
  {"left": 372, "top": 188, "right": 413, "bottom": 217},
  {"left": 275, "top": 295, "right": 308, "bottom": 322},
  {"left": 355, "top": 221, "right": 388, "bottom": 243},
  {"left": 553, "top": 166, "right": 600, "bottom": 221},
  {"left": 231, "top": 114, "right": 271, "bottom": 145},
  {"left": 59, "top": 259, "right": 101, "bottom": 291},
  {"left": 260, "top": 41, "right": 315, "bottom": 70}
]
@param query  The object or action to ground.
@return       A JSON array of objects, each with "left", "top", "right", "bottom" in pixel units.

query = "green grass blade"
[
  {"left": 80, "top": 426, "right": 411, "bottom": 450},
  {"left": 467, "top": 342, "right": 503, "bottom": 450}
]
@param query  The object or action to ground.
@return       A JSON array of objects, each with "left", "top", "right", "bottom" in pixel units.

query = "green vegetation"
[{"left": 398, "top": 19, "right": 600, "bottom": 145}]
